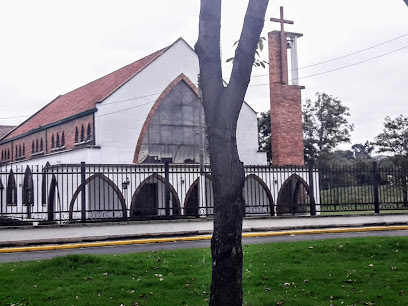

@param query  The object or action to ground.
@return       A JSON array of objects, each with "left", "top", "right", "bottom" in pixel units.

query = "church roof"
[
  {"left": 2, "top": 46, "right": 168, "bottom": 141},
  {"left": 0, "top": 125, "right": 16, "bottom": 139}
]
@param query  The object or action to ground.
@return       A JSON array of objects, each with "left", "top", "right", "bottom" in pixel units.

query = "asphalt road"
[{"left": 1, "top": 229, "right": 408, "bottom": 263}]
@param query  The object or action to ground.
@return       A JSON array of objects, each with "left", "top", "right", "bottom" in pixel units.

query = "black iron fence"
[
  {"left": 0, "top": 162, "right": 407, "bottom": 224},
  {"left": 316, "top": 162, "right": 408, "bottom": 213}
]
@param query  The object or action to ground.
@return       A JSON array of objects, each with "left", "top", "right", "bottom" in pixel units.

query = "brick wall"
[{"left": 0, "top": 114, "right": 94, "bottom": 164}]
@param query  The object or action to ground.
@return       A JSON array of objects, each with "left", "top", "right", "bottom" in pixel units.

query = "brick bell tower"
[{"left": 269, "top": 7, "right": 305, "bottom": 166}]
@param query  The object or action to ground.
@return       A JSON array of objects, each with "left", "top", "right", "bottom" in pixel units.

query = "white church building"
[{"left": 0, "top": 38, "right": 316, "bottom": 222}]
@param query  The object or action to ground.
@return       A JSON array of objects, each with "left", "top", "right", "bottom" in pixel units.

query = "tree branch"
[
  {"left": 195, "top": 0, "right": 224, "bottom": 113},
  {"left": 227, "top": 0, "right": 269, "bottom": 116}
]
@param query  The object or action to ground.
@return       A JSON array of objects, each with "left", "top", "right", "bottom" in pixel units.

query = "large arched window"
[{"left": 137, "top": 80, "right": 208, "bottom": 164}]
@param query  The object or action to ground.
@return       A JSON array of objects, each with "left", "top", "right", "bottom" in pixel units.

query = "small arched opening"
[
  {"left": 69, "top": 174, "right": 127, "bottom": 221},
  {"left": 277, "top": 174, "right": 312, "bottom": 215},
  {"left": 130, "top": 174, "right": 180, "bottom": 218},
  {"left": 244, "top": 174, "right": 274, "bottom": 216},
  {"left": 6, "top": 169, "right": 17, "bottom": 205}
]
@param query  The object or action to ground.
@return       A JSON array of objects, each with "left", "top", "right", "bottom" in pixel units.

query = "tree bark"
[{"left": 195, "top": 1, "right": 269, "bottom": 304}]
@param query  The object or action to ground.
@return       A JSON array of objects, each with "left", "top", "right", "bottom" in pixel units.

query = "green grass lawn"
[{"left": 1, "top": 237, "right": 408, "bottom": 305}]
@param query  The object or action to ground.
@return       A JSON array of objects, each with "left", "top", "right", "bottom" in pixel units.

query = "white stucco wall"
[{"left": 237, "top": 103, "right": 267, "bottom": 165}]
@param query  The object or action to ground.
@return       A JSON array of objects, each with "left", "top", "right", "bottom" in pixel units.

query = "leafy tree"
[
  {"left": 302, "top": 92, "right": 354, "bottom": 162},
  {"left": 372, "top": 115, "right": 408, "bottom": 167},
  {"left": 258, "top": 111, "right": 272, "bottom": 163},
  {"left": 317, "top": 150, "right": 353, "bottom": 167},
  {"left": 195, "top": 1, "right": 269, "bottom": 304},
  {"left": 352, "top": 141, "right": 374, "bottom": 160}
]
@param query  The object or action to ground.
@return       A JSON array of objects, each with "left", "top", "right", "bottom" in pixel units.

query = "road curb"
[{"left": 1, "top": 225, "right": 408, "bottom": 254}]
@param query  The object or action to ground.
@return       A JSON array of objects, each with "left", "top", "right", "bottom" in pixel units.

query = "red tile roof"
[
  {"left": 0, "top": 126, "right": 16, "bottom": 139},
  {"left": 4, "top": 47, "right": 168, "bottom": 141}
]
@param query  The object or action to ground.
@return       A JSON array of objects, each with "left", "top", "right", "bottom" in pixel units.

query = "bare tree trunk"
[
  {"left": 207, "top": 110, "right": 246, "bottom": 305},
  {"left": 195, "top": 1, "right": 269, "bottom": 304}
]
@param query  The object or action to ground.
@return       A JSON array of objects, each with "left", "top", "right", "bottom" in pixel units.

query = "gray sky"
[{"left": 0, "top": 0, "right": 407, "bottom": 149}]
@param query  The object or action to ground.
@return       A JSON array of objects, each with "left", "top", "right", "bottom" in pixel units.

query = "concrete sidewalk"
[
  {"left": 1, "top": 213, "right": 408, "bottom": 248},
  {"left": 1, "top": 225, "right": 408, "bottom": 254}
]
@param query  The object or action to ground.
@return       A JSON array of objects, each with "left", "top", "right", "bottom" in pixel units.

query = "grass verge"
[{"left": 1, "top": 237, "right": 408, "bottom": 305}]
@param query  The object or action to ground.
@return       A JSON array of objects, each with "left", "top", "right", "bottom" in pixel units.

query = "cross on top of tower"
[
  {"left": 270, "top": 6, "right": 294, "bottom": 85},
  {"left": 270, "top": 6, "right": 294, "bottom": 30}
]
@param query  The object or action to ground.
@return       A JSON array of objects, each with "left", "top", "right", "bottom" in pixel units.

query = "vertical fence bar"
[
  {"left": 372, "top": 161, "right": 380, "bottom": 214},
  {"left": 0, "top": 177, "right": 3, "bottom": 216},
  {"left": 403, "top": 174, "right": 408, "bottom": 208},
  {"left": 308, "top": 162, "right": 316, "bottom": 216},
  {"left": 81, "top": 162, "right": 86, "bottom": 222},
  {"left": 164, "top": 161, "right": 170, "bottom": 218}
]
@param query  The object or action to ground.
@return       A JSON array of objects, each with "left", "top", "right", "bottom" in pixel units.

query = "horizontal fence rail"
[{"left": 0, "top": 162, "right": 406, "bottom": 225}]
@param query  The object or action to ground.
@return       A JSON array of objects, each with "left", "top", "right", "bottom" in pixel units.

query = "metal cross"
[{"left": 270, "top": 6, "right": 294, "bottom": 84}]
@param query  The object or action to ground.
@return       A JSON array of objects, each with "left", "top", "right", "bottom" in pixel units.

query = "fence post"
[
  {"left": 164, "top": 161, "right": 171, "bottom": 218},
  {"left": 308, "top": 162, "right": 317, "bottom": 216},
  {"left": 81, "top": 162, "right": 86, "bottom": 222},
  {"left": 372, "top": 161, "right": 380, "bottom": 214},
  {"left": 0, "top": 181, "right": 3, "bottom": 216},
  {"left": 402, "top": 174, "right": 408, "bottom": 208}
]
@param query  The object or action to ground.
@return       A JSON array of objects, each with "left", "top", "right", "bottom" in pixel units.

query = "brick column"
[{"left": 268, "top": 31, "right": 305, "bottom": 166}]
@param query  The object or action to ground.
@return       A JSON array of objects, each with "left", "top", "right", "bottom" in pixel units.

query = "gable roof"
[
  {"left": 2, "top": 45, "right": 170, "bottom": 141},
  {"left": 0, "top": 126, "right": 16, "bottom": 139}
]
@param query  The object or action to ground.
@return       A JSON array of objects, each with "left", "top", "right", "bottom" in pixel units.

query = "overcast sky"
[{"left": 0, "top": 0, "right": 407, "bottom": 150}]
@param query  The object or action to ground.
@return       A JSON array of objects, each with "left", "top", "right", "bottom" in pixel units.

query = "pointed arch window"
[
  {"left": 56, "top": 133, "right": 60, "bottom": 148},
  {"left": 32, "top": 141, "right": 35, "bottom": 153},
  {"left": 51, "top": 135, "right": 55, "bottom": 149},
  {"left": 22, "top": 144, "right": 25, "bottom": 156},
  {"left": 23, "top": 166, "right": 34, "bottom": 206},
  {"left": 18, "top": 145, "right": 22, "bottom": 157},
  {"left": 75, "top": 127, "right": 79, "bottom": 143},
  {"left": 135, "top": 79, "right": 208, "bottom": 164},
  {"left": 40, "top": 138, "right": 44, "bottom": 152},
  {"left": 87, "top": 124, "right": 92, "bottom": 141},
  {"left": 7, "top": 149, "right": 10, "bottom": 160},
  {"left": 6, "top": 169, "right": 17, "bottom": 205},
  {"left": 36, "top": 139, "right": 39, "bottom": 152},
  {"left": 61, "top": 132, "right": 65, "bottom": 147},
  {"left": 80, "top": 125, "right": 85, "bottom": 142}
]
